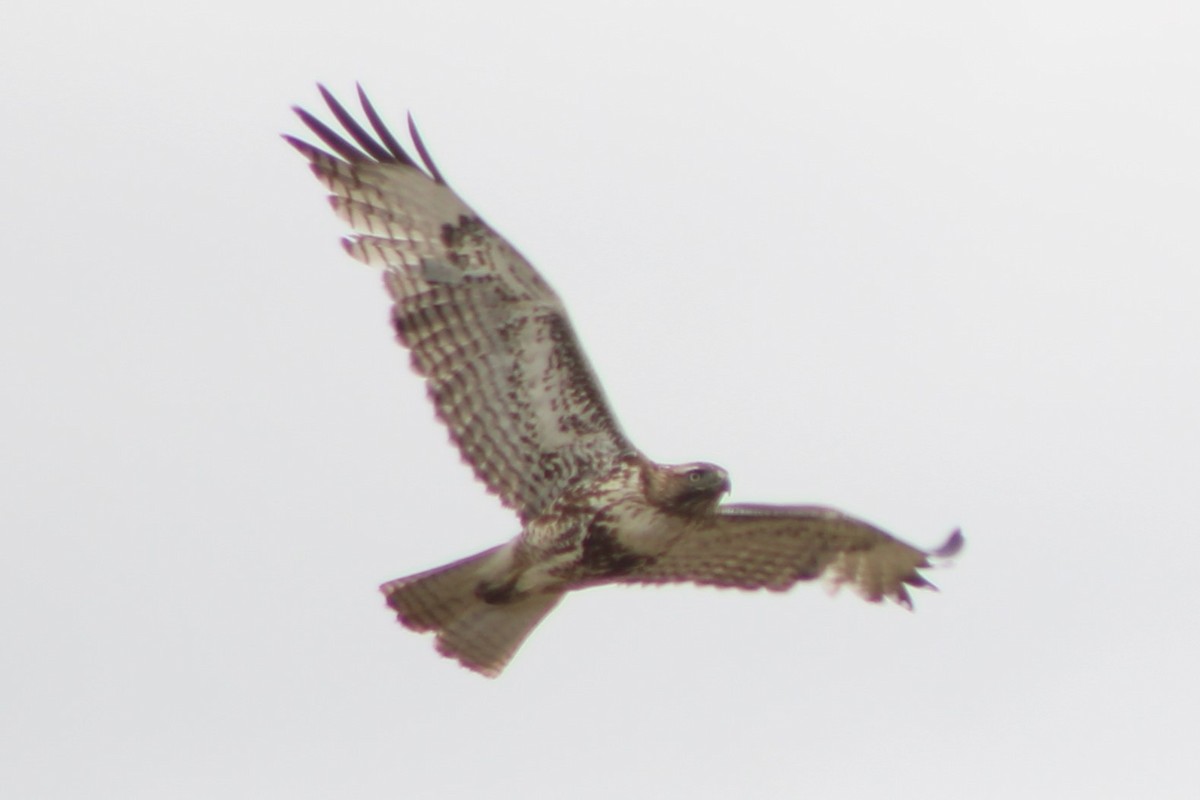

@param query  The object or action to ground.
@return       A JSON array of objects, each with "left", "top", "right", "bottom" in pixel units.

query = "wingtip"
[
  {"left": 406, "top": 111, "right": 447, "bottom": 184},
  {"left": 933, "top": 528, "right": 964, "bottom": 559},
  {"left": 281, "top": 133, "right": 318, "bottom": 158}
]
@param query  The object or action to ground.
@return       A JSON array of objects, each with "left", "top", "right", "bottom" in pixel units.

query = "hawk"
[{"left": 285, "top": 86, "right": 963, "bottom": 677}]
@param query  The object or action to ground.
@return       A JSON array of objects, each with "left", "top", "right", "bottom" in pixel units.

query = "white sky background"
[{"left": 3, "top": 1, "right": 1198, "bottom": 797}]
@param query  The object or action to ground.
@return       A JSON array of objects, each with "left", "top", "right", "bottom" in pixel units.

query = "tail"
[{"left": 380, "top": 546, "right": 563, "bottom": 677}]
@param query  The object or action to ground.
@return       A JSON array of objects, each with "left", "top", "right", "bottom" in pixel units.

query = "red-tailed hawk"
[{"left": 285, "top": 86, "right": 963, "bottom": 677}]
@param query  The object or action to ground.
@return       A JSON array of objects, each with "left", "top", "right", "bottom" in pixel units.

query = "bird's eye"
[{"left": 689, "top": 470, "right": 704, "bottom": 482}]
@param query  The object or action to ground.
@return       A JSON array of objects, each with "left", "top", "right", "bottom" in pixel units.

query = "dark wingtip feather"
[
  {"left": 933, "top": 529, "right": 964, "bottom": 559},
  {"left": 289, "top": 85, "right": 444, "bottom": 184},
  {"left": 407, "top": 112, "right": 447, "bottom": 184},
  {"left": 903, "top": 573, "right": 936, "bottom": 590},
  {"left": 292, "top": 104, "right": 368, "bottom": 163},
  {"left": 281, "top": 133, "right": 315, "bottom": 156},
  {"left": 316, "top": 83, "right": 396, "bottom": 163},
  {"left": 356, "top": 83, "right": 419, "bottom": 169}
]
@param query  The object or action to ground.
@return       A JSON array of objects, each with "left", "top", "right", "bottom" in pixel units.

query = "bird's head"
[{"left": 645, "top": 461, "right": 730, "bottom": 514}]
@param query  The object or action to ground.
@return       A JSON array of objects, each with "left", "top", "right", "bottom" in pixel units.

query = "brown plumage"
[{"left": 286, "top": 86, "right": 963, "bottom": 677}]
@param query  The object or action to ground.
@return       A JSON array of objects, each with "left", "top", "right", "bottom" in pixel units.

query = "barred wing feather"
[
  {"left": 285, "top": 86, "right": 633, "bottom": 522},
  {"left": 627, "top": 504, "right": 963, "bottom": 608}
]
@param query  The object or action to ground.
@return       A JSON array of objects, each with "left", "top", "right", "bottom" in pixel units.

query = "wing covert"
[{"left": 286, "top": 86, "right": 635, "bottom": 521}]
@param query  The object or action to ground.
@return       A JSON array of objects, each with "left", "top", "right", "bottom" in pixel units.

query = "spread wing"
[
  {"left": 627, "top": 504, "right": 963, "bottom": 608},
  {"left": 285, "top": 86, "right": 635, "bottom": 522}
]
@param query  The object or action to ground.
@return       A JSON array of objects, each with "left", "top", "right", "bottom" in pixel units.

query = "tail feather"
[
  {"left": 381, "top": 546, "right": 504, "bottom": 633},
  {"left": 380, "top": 546, "right": 562, "bottom": 677},
  {"left": 433, "top": 593, "right": 562, "bottom": 678}
]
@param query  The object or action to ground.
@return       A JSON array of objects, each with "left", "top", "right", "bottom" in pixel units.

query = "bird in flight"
[{"left": 285, "top": 86, "right": 962, "bottom": 677}]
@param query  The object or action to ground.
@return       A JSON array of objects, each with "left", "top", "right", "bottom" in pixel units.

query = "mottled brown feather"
[
  {"left": 288, "top": 87, "right": 634, "bottom": 522},
  {"left": 287, "top": 88, "right": 963, "bottom": 677},
  {"left": 626, "top": 504, "right": 963, "bottom": 609}
]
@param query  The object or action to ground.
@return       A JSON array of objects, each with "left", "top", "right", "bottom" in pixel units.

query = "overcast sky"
[{"left": 4, "top": 1, "right": 1199, "bottom": 798}]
